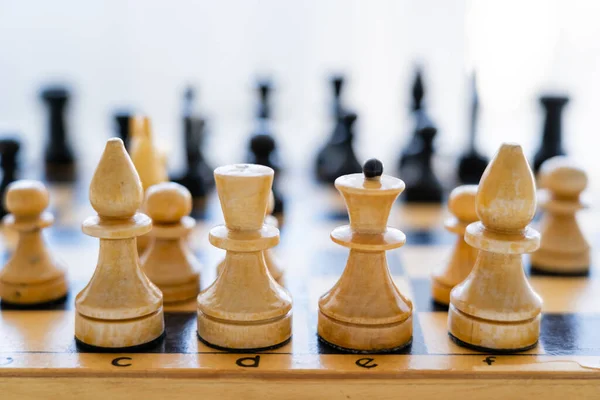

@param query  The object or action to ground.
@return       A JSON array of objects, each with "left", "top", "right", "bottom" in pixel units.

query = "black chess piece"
[
  {"left": 249, "top": 134, "right": 284, "bottom": 215},
  {"left": 315, "top": 75, "right": 350, "bottom": 181},
  {"left": 316, "top": 112, "right": 362, "bottom": 184},
  {"left": 458, "top": 74, "right": 488, "bottom": 184},
  {"left": 402, "top": 113, "right": 443, "bottom": 203},
  {"left": 113, "top": 110, "right": 133, "bottom": 149},
  {"left": 0, "top": 138, "right": 20, "bottom": 218},
  {"left": 398, "top": 68, "right": 426, "bottom": 172},
  {"left": 40, "top": 86, "right": 76, "bottom": 182},
  {"left": 533, "top": 95, "right": 569, "bottom": 174},
  {"left": 246, "top": 79, "right": 282, "bottom": 171},
  {"left": 172, "top": 87, "right": 214, "bottom": 213}
]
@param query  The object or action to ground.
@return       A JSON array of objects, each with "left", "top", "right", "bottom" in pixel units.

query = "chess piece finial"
[
  {"left": 76, "top": 138, "right": 164, "bottom": 350},
  {"left": 531, "top": 156, "right": 590, "bottom": 274},
  {"left": 331, "top": 74, "right": 345, "bottom": 118},
  {"left": 0, "top": 180, "right": 68, "bottom": 305},
  {"left": 411, "top": 67, "right": 424, "bottom": 112},
  {"left": 431, "top": 185, "right": 479, "bottom": 305},
  {"left": 197, "top": 164, "right": 292, "bottom": 350},
  {"left": 448, "top": 143, "right": 542, "bottom": 352},
  {"left": 257, "top": 79, "right": 272, "bottom": 119},
  {"left": 142, "top": 182, "right": 201, "bottom": 302},
  {"left": 318, "top": 159, "right": 412, "bottom": 352}
]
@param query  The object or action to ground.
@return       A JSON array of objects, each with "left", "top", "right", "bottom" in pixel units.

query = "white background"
[{"left": 0, "top": 0, "right": 599, "bottom": 188}]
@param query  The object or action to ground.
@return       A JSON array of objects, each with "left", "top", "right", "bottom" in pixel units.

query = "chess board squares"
[
  {"left": 0, "top": 310, "right": 76, "bottom": 352},
  {"left": 529, "top": 275, "right": 600, "bottom": 313}
]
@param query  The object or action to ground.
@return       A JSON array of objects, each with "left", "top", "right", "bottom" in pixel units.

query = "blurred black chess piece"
[
  {"left": 247, "top": 79, "right": 282, "bottom": 169},
  {"left": 249, "top": 134, "right": 284, "bottom": 216},
  {"left": 40, "top": 86, "right": 76, "bottom": 182},
  {"left": 457, "top": 74, "right": 488, "bottom": 184},
  {"left": 401, "top": 113, "right": 443, "bottom": 203},
  {"left": 315, "top": 112, "right": 362, "bottom": 184},
  {"left": 398, "top": 68, "right": 425, "bottom": 172},
  {"left": 315, "top": 75, "right": 361, "bottom": 183},
  {"left": 533, "top": 95, "right": 569, "bottom": 174},
  {"left": 172, "top": 86, "right": 214, "bottom": 215},
  {"left": 0, "top": 137, "right": 20, "bottom": 218},
  {"left": 246, "top": 78, "right": 285, "bottom": 216},
  {"left": 113, "top": 110, "right": 134, "bottom": 150}
]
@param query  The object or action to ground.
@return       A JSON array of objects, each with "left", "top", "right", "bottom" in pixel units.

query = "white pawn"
[
  {"left": 142, "top": 182, "right": 201, "bottom": 303},
  {"left": 197, "top": 164, "right": 292, "bottom": 350},
  {"left": 0, "top": 180, "right": 68, "bottom": 305},
  {"left": 531, "top": 156, "right": 590, "bottom": 274},
  {"left": 431, "top": 185, "right": 479, "bottom": 305}
]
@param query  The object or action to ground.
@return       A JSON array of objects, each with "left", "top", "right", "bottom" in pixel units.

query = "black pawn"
[
  {"left": 316, "top": 112, "right": 362, "bottom": 184},
  {"left": 40, "top": 86, "right": 76, "bottom": 182},
  {"left": 533, "top": 95, "right": 569, "bottom": 173},
  {"left": 402, "top": 114, "right": 443, "bottom": 203},
  {"left": 0, "top": 138, "right": 20, "bottom": 218},
  {"left": 249, "top": 134, "right": 284, "bottom": 215},
  {"left": 458, "top": 74, "right": 488, "bottom": 184},
  {"left": 398, "top": 68, "right": 426, "bottom": 172}
]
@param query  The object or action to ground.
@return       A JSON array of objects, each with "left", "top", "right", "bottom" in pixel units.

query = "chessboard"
[{"left": 1, "top": 173, "right": 600, "bottom": 400}]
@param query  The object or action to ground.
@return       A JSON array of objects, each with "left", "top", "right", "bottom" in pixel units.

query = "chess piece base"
[
  {"left": 75, "top": 308, "right": 165, "bottom": 349},
  {"left": 0, "top": 274, "right": 67, "bottom": 305},
  {"left": 530, "top": 249, "right": 589, "bottom": 275},
  {"left": 448, "top": 304, "right": 540, "bottom": 352},
  {"left": 75, "top": 331, "right": 165, "bottom": 353},
  {"left": 318, "top": 335, "right": 412, "bottom": 354},
  {"left": 197, "top": 309, "right": 292, "bottom": 350},
  {"left": 317, "top": 310, "right": 412, "bottom": 352},
  {"left": 159, "top": 277, "right": 200, "bottom": 303},
  {"left": 430, "top": 277, "right": 453, "bottom": 306}
]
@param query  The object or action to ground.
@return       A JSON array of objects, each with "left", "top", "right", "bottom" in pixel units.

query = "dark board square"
[
  {"left": 409, "top": 278, "right": 449, "bottom": 312},
  {"left": 541, "top": 313, "right": 600, "bottom": 356}
]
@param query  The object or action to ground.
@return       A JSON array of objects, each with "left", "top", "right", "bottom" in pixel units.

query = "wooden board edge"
[{"left": 1, "top": 377, "right": 600, "bottom": 400}]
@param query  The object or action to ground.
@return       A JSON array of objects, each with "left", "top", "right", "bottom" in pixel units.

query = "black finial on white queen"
[{"left": 363, "top": 158, "right": 383, "bottom": 179}]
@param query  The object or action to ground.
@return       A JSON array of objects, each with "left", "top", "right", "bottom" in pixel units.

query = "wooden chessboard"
[{"left": 1, "top": 174, "right": 600, "bottom": 399}]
